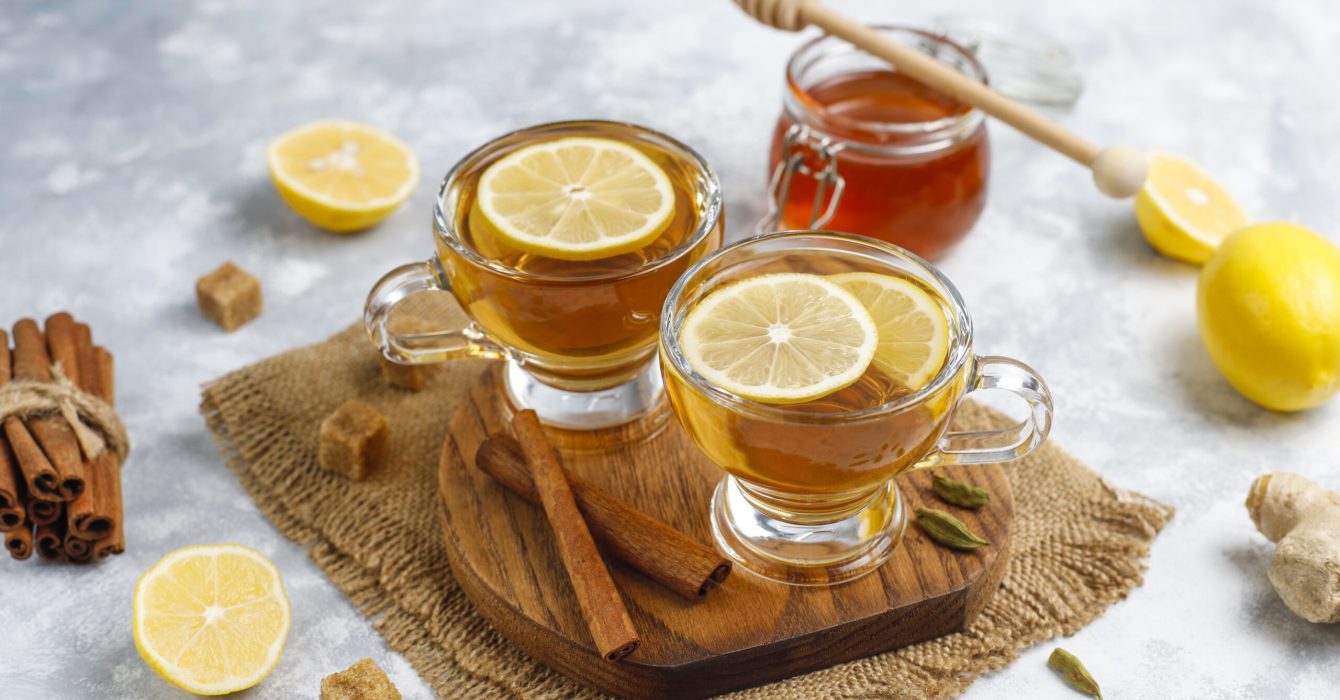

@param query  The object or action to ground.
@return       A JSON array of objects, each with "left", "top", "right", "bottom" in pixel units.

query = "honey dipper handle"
[{"left": 734, "top": 0, "right": 1147, "bottom": 198}]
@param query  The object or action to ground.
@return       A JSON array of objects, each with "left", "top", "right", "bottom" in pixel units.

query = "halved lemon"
[
  {"left": 476, "top": 137, "right": 675, "bottom": 261},
  {"left": 829, "top": 272, "right": 950, "bottom": 391},
  {"left": 680, "top": 273, "right": 878, "bottom": 404},
  {"left": 267, "top": 120, "right": 419, "bottom": 232},
  {"left": 1135, "top": 152, "right": 1250, "bottom": 264},
  {"left": 134, "top": 544, "right": 291, "bottom": 695}
]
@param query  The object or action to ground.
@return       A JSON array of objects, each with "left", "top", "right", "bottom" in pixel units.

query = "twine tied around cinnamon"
[{"left": 0, "top": 363, "right": 129, "bottom": 463}]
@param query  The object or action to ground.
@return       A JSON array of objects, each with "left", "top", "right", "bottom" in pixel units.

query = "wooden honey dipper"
[{"left": 734, "top": 0, "right": 1148, "bottom": 198}]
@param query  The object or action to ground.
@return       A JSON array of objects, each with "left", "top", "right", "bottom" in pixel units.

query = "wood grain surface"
[{"left": 438, "top": 367, "right": 1014, "bottom": 699}]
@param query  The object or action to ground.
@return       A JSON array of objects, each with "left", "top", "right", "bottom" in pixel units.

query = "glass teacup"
[
  {"left": 365, "top": 120, "right": 723, "bottom": 429},
  {"left": 659, "top": 231, "right": 1052, "bottom": 584}
]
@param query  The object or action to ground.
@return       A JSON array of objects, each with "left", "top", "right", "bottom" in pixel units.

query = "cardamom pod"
[
  {"left": 931, "top": 471, "right": 991, "bottom": 508},
  {"left": 1047, "top": 647, "right": 1102, "bottom": 698},
  {"left": 914, "top": 507, "right": 989, "bottom": 550}
]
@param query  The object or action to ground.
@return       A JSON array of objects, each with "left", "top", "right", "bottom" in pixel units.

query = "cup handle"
[
  {"left": 918, "top": 355, "right": 1053, "bottom": 467},
  {"left": 363, "top": 258, "right": 506, "bottom": 365}
]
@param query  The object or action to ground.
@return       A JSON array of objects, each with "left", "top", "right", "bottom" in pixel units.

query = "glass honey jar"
[{"left": 763, "top": 26, "right": 990, "bottom": 261}]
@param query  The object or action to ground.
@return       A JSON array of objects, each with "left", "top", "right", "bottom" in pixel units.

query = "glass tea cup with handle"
[
  {"left": 659, "top": 231, "right": 1051, "bottom": 584},
  {"left": 366, "top": 120, "right": 723, "bottom": 430}
]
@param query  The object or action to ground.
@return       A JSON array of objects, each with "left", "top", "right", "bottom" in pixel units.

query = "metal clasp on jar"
[{"left": 757, "top": 124, "right": 847, "bottom": 235}]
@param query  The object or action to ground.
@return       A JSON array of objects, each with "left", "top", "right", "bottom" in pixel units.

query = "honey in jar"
[{"left": 766, "top": 27, "right": 990, "bottom": 261}]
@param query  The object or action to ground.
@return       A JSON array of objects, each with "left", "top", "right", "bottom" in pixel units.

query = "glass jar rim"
[
  {"left": 785, "top": 25, "right": 988, "bottom": 145},
  {"left": 433, "top": 119, "right": 723, "bottom": 283},
  {"left": 660, "top": 230, "right": 975, "bottom": 422}
]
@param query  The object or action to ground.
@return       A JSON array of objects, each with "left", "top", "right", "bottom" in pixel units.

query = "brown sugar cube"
[
  {"left": 318, "top": 400, "right": 388, "bottom": 481},
  {"left": 196, "top": 262, "right": 262, "bottom": 331},
  {"left": 377, "top": 317, "right": 438, "bottom": 390},
  {"left": 320, "top": 657, "right": 402, "bottom": 700},
  {"left": 377, "top": 355, "right": 436, "bottom": 391}
]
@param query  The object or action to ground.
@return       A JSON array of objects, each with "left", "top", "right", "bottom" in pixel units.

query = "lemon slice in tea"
[
  {"left": 680, "top": 273, "right": 878, "bottom": 404},
  {"left": 476, "top": 137, "right": 675, "bottom": 261},
  {"left": 830, "top": 272, "right": 950, "bottom": 391},
  {"left": 1135, "top": 152, "right": 1251, "bottom": 264},
  {"left": 133, "top": 544, "right": 291, "bottom": 695},
  {"left": 267, "top": 120, "right": 419, "bottom": 232}
]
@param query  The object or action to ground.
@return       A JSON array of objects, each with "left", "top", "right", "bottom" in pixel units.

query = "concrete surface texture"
[{"left": 1, "top": 0, "right": 1338, "bottom": 697}]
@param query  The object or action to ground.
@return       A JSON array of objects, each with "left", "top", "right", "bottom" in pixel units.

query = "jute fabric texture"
[{"left": 202, "top": 319, "right": 1171, "bottom": 699}]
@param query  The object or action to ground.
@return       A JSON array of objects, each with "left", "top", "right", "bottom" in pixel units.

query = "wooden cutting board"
[{"left": 437, "top": 367, "right": 1013, "bottom": 699}]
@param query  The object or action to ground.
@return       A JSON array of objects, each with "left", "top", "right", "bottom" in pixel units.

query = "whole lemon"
[{"left": 1198, "top": 222, "right": 1340, "bottom": 411}]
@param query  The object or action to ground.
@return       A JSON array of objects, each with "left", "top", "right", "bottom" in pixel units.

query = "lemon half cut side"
[
  {"left": 133, "top": 544, "right": 291, "bottom": 696},
  {"left": 267, "top": 120, "right": 419, "bottom": 232},
  {"left": 1135, "top": 152, "right": 1251, "bottom": 264}
]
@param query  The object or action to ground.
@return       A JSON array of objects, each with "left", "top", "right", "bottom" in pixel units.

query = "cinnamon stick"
[
  {"left": 67, "top": 453, "right": 115, "bottom": 538},
  {"left": 66, "top": 324, "right": 114, "bottom": 540},
  {"left": 0, "top": 332, "right": 27, "bottom": 531},
  {"left": 12, "top": 319, "right": 84, "bottom": 499},
  {"left": 4, "top": 419, "right": 57, "bottom": 500},
  {"left": 0, "top": 443, "right": 26, "bottom": 531},
  {"left": 93, "top": 345, "right": 124, "bottom": 557},
  {"left": 2, "top": 327, "right": 59, "bottom": 501},
  {"left": 5, "top": 523, "right": 32, "bottom": 560},
  {"left": 511, "top": 410, "right": 639, "bottom": 662},
  {"left": 73, "top": 325, "right": 101, "bottom": 400},
  {"left": 64, "top": 531, "right": 93, "bottom": 562},
  {"left": 93, "top": 514, "right": 124, "bottom": 559},
  {"left": 44, "top": 313, "right": 82, "bottom": 387},
  {"left": 476, "top": 435, "right": 731, "bottom": 600},
  {"left": 27, "top": 497, "right": 61, "bottom": 526},
  {"left": 35, "top": 519, "right": 64, "bottom": 560},
  {"left": 96, "top": 347, "right": 114, "bottom": 405}
]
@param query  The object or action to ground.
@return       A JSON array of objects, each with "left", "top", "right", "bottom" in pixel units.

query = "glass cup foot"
[
  {"left": 503, "top": 357, "right": 665, "bottom": 431},
  {"left": 710, "top": 476, "right": 907, "bottom": 586}
]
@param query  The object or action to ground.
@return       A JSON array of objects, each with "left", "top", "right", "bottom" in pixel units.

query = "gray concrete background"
[{"left": 2, "top": 0, "right": 1338, "bottom": 697}]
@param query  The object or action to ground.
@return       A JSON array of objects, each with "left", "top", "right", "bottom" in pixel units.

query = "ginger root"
[{"left": 1246, "top": 472, "right": 1340, "bottom": 623}]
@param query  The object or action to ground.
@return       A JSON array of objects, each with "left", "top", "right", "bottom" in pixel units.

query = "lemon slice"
[
  {"left": 134, "top": 544, "right": 291, "bottom": 695},
  {"left": 1135, "top": 152, "right": 1250, "bottom": 264},
  {"left": 680, "top": 273, "right": 878, "bottom": 404},
  {"left": 476, "top": 137, "right": 675, "bottom": 261},
  {"left": 267, "top": 120, "right": 419, "bottom": 232},
  {"left": 829, "top": 272, "right": 950, "bottom": 390}
]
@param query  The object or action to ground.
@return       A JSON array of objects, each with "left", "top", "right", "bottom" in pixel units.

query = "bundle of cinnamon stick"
[{"left": 1, "top": 313, "right": 125, "bottom": 563}]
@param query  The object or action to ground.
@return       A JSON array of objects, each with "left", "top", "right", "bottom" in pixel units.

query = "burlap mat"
[{"left": 201, "top": 319, "right": 1172, "bottom": 699}]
